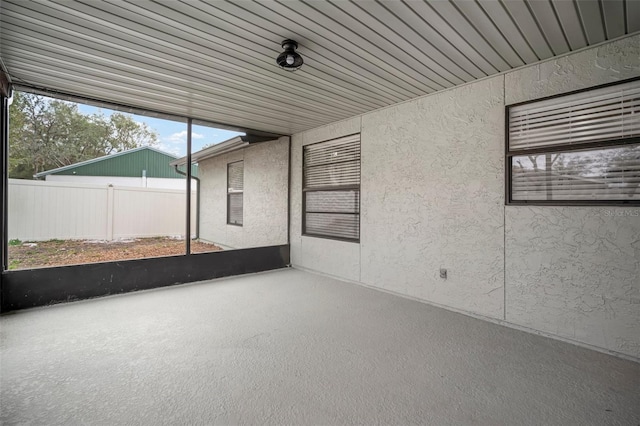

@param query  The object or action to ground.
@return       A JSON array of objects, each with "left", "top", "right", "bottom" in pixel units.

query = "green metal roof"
[{"left": 35, "top": 147, "right": 198, "bottom": 179}]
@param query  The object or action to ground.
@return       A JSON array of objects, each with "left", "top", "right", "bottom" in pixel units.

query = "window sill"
[{"left": 301, "top": 233, "right": 359, "bottom": 243}]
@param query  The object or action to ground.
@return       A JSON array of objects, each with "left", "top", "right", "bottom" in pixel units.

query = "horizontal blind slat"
[
  {"left": 510, "top": 120, "right": 640, "bottom": 148},
  {"left": 303, "top": 135, "right": 361, "bottom": 240},
  {"left": 510, "top": 106, "right": 640, "bottom": 135},
  {"left": 515, "top": 194, "right": 640, "bottom": 200},
  {"left": 510, "top": 94, "right": 640, "bottom": 122},
  {"left": 509, "top": 99, "right": 640, "bottom": 127},
  {"left": 510, "top": 80, "right": 640, "bottom": 117},
  {"left": 511, "top": 144, "right": 640, "bottom": 201},
  {"left": 305, "top": 161, "right": 361, "bottom": 188},
  {"left": 510, "top": 119, "right": 640, "bottom": 145},
  {"left": 305, "top": 213, "right": 360, "bottom": 239},
  {"left": 509, "top": 80, "right": 640, "bottom": 151},
  {"left": 304, "top": 145, "right": 360, "bottom": 167},
  {"left": 306, "top": 190, "right": 360, "bottom": 213},
  {"left": 228, "top": 193, "right": 243, "bottom": 225},
  {"left": 227, "top": 161, "right": 244, "bottom": 192}
]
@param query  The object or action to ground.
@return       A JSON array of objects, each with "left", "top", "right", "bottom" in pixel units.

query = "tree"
[
  {"left": 8, "top": 92, "right": 159, "bottom": 179},
  {"left": 604, "top": 144, "right": 640, "bottom": 198}
]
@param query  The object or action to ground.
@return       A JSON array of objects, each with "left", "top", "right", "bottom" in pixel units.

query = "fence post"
[{"left": 106, "top": 185, "right": 114, "bottom": 241}]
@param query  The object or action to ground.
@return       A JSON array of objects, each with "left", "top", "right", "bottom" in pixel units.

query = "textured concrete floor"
[{"left": 1, "top": 268, "right": 639, "bottom": 425}]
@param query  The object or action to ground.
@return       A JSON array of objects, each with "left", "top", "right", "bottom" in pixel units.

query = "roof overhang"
[
  {"left": 1, "top": 1, "right": 638, "bottom": 135},
  {"left": 170, "top": 135, "right": 277, "bottom": 166},
  {"left": 0, "top": 58, "right": 11, "bottom": 97}
]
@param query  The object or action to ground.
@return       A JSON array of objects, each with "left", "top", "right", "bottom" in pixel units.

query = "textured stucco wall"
[
  {"left": 504, "top": 35, "right": 640, "bottom": 105},
  {"left": 360, "top": 76, "right": 505, "bottom": 319},
  {"left": 504, "top": 34, "right": 640, "bottom": 358},
  {"left": 289, "top": 34, "right": 640, "bottom": 359},
  {"left": 505, "top": 207, "right": 640, "bottom": 358},
  {"left": 290, "top": 117, "right": 362, "bottom": 282},
  {"left": 199, "top": 137, "right": 288, "bottom": 249}
]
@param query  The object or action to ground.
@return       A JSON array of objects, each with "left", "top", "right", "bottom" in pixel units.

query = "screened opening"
[
  {"left": 303, "top": 134, "right": 360, "bottom": 241},
  {"left": 227, "top": 161, "right": 243, "bottom": 226},
  {"left": 507, "top": 78, "right": 640, "bottom": 204},
  {"left": 4, "top": 90, "right": 246, "bottom": 270}
]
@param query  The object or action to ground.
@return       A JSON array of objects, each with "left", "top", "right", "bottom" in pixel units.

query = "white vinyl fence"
[{"left": 8, "top": 179, "right": 196, "bottom": 241}]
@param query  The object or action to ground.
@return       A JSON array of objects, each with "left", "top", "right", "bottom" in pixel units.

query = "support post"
[
  {"left": 186, "top": 119, "right": 192, "bottom": 254},
  {"left": 1, "top": 92, "right": 9, "bottom": 272}
]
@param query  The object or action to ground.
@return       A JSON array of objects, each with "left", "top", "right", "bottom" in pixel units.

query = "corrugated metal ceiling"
[{"left": 1, "top": 0, "right": 638, "bottom": 135}]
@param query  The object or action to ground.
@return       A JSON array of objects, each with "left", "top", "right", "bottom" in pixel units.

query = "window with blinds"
[
  {"left": 303, "top": 134, "right": 360, "bottom": 241},
  {"left": 227, "top": 161, "right": 243, "bottom": 225},
  {"left": 507, "top": 78, "right": 640, "bottom": 204}
]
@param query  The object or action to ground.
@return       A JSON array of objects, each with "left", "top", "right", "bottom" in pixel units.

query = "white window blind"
[
  {"left": 507, "top": 79, "right": 640, "bottom": 204},
  {"left": 511, "top": 145, "right": 640, "bottom": 201},
  {"left": 227, "top": 161, "right": 243, "bottom": 225},
  {"left": 228, "top": 161, "right": 243, "bottom": 192},
  {"left": 303, "top": 134, "right": 360, "bottom": 241},
  {"left": 509, "top": 79, "right": 640, "bottom": 151}
]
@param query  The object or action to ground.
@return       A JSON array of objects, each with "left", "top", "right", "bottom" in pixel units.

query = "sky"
[{"left": 77, "top": 104, "right": 243, "bottom": 157}]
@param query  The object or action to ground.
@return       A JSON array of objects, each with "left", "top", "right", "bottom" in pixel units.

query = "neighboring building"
[
  {"left": 171, "top": 136, "right": 288, "bottom": 250},
  {"left": 35, "top": 146, "right": 198, "bottom": 190}
]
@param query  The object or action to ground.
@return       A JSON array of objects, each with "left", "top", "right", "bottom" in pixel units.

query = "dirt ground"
[{"left": 8, "top": 237, "right": 223, "bottom": 270}]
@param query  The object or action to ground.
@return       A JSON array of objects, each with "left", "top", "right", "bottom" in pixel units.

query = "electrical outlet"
[{"left": 440, "top": 268, "right": 447, "bottom": 279}]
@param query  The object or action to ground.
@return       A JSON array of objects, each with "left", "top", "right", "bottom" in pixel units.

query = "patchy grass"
[
  {"left": 8, "top": 237, "right": 223, "bottom": 270},
  {"left": 9, "top": 239, "right": 22, "bottom": 246}
]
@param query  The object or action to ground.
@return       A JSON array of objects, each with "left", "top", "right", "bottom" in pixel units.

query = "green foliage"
[
  {"left": 9, "top": 239, "right": 22, "bottom": 246},
  {"left": 8, "top": 92, "right": 159, "bottom": 179}
]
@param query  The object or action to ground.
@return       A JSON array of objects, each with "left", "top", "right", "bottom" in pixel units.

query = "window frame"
[
  {"left": 505, "top": 76, "right": 640, "bottom": 206},
  {"left": 302, "top": 134, "right": 361, "bottom": 243},
  {"left": 226, "top": 160, "right": 243, "bottom": 226}
]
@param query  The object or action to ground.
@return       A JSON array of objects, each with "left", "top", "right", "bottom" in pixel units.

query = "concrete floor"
[{"left": 1, "top": 268, "right": 638, "bottom": 425}]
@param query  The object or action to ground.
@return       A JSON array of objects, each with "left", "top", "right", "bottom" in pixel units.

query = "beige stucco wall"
[
  {"left": 289, "top": 33, "right": 640, "bottom": 359},
  {"left": 198, "top": 137, "right": 288, "bottom": 249},
  {"left": 503, "top": 34, "right": 640, "bottom": 358},
  {"left": 360, "top": 76, "right": 505, "bottom": 319},
  {"left": 290, "top": 118, "right": 363, "bottom": 282}
]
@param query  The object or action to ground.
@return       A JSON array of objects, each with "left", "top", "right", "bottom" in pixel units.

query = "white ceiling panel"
[
  {"left": 1, "top": 0, "right": 637, "bottom": 136},
  {"left": 601, "top": 0, "right": 626, "bottom": 39},
  {"left": 428, "top": 0, "right": 511, "bottom": 72},
  {"left": 452, "top": 0, "right": 525, "bottom": 68},
  {"left": 551, "top": 0, "right": 589, "bottom": 50},
  {"left": 502, "top": 0, "right": 554, "bottom": 59},
  {"left": 404, "top": 0, "right": 499, "bottom": 75},
  {"left": 526, "top": 0, "right": 571, "bottom": 55},
  {"left": 576, "top": 0, "right": 607, "bottom": 45},
  {"left": 628, "top": 0, "right": 640, "bottom": 33},
  {"left": 378, "top": 0, "right": 482, "bottom": 80}
]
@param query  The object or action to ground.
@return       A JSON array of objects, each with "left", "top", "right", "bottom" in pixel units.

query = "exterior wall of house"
[
  {"left": 290, "top": 118, "right": 363, "bottom": 283},
  {"left": 198, "top": 137, "right": 288, "bottom": 249},
  {"left": 290, "top": 34, "right": 640, "bottom": 359},
  {"left": 503, "top": 35, "right": 640, "bottom": 359}
]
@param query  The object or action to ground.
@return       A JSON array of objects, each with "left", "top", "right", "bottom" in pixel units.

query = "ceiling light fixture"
[{"left": 276, "top": 39, "right": 303, "bottom": 72}]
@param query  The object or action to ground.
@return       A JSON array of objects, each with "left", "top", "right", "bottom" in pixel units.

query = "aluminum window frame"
[
  {"left": 505, "top": 76, "right": 640, "bottom": 206},
  {"left": 226, "top": 160, "right": 243, "bottom": 226},
  {"left": 302, "top": 134, "right": 361, "bottom": 243}
]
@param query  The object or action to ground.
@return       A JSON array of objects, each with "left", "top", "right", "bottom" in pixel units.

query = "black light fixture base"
[{"left": 277, "top": 39, "right": 304, "bottom": 71}]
